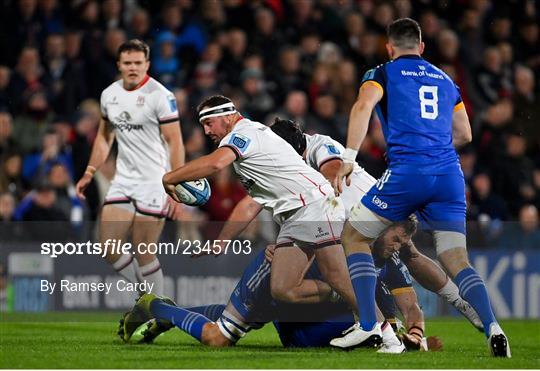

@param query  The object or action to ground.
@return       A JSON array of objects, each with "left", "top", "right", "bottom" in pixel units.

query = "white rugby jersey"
[
  {"left": 219, "top": 118, "right": 333, "bottom": 217},
  {"left": 304, "top": 134, "right": 376, "bottom": 212},
  {"left": 100, "top": 76, "right": 179, "bottom": 183}
]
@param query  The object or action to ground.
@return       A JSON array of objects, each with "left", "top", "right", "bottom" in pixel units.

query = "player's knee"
[
  {"left": 341, "top": 222, "right": 372, "bottom": 252},
  {"left": 270, "top": 286, "right": 294, "bottom": 303},
  {"left": 437, "top": 245, "right": 471, "bottom": 278},
  {"left": 201, "top": 323, "right": 234, "bottom": 347},
  {"left": 270, "top": 281, "right": 298, "bottom": 303}
]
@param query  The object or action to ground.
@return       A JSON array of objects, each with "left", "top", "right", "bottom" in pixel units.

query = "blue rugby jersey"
[{"left": 362, "top": 55, "right": 465, "bottom": 175}]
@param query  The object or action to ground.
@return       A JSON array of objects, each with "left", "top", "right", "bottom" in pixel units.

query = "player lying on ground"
[
  {"left": 269, "top": 118, "right": 482, "bottom": 332},
  {"left": 121, "top": 223, "right": 441, "bottom": 351},
  {"left": 331, "top": 18, "right": 509, "bottom": 357},
  {"left": 161, "top": 95, "right": 403, "bottom": 351},
  {"left": 75, "top": 39, "right": 185, "bottom": 296}
]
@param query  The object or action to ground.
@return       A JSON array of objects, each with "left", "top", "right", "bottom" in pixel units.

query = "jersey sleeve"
[
  {"left": 312, "top": 140, "right": 343, "bottom": 170},
  {"left": 100, "top": 91, "right": 108, "bottom": 120},
  {"left": 381, "top": 254, "right": 414, "bottom": 295},
  {"left": 219, "top": 129, "right": 255, "bottom": 161},
  {"left": 155, "top": 89, "right": 180, "bottom": 125},
  {"left": 360, "top": 66, "right": 385, "bottom": 95},
  {"left": 453, "top": 83, "right": 465, "bottom": 112}
]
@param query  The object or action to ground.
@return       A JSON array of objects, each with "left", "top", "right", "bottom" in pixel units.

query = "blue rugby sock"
[
  {"left": 186, "top": 304, "right": 226, "bottom": 321},
  {"left": 151, "top": 300, "right": 210, "bottom": 341},
  {"left": 455, "top": 267, "right": 497, "bottom": 337},
  {"left": 347, "top": 253, "right": 378, "bottom": 330}
]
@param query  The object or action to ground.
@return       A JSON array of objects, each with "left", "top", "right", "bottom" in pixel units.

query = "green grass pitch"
[{"left": 0, "top": 312, "right": 539, "bottom": 369}]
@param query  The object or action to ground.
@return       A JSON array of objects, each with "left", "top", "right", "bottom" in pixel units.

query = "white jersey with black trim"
[
  {"left": 218, "top": 118, "right": 333, "bottom": 218},
  {"left": 304, "top": 134, "right": 376, "bottom": 212},
  {"left": 100, "top": 76, "right": 179, "bottom": 184}
]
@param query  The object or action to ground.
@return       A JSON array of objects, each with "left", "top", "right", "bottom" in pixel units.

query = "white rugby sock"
[
  {"left": 112, "top": 254, "right": 139, "bottom": 284},
  {"left": 437, "top": 279, "right": 462, "bottom": 304},
  {"left": 139, "top": 259, "right": 164, "bottom": 295}
]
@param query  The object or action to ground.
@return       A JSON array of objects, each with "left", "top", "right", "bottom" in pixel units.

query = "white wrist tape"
[{"left": 343, "top": 148, "right": 358, "bottom": 164}]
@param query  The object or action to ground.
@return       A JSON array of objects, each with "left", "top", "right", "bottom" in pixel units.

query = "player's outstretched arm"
[
  {"left": 162, "top": 147, "right": 236, "bottom": 202},
  {"left": 451, "top": 105, "right": 472, "bottom": 148},
  {"left": 392, "top": 289, "right": 443, "bottom": 351},
  {"left": 75, "top": 118, "right": 115, "bottom": 199},
  {"left": 319, "top": 158, "right": 343, "bottom": 188},
  {"left": 393, "top": 289, "right": 424, "bottom": 332},
  {"left": 345, "top": 82, "right": 383, "bottom": 152},
  {"left": 335, "top": 83, "right": 382, "bottom": 194}
]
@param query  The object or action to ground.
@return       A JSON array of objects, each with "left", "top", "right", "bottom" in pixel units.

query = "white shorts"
[
  {"left": 104, "top": 180, "right": 168, "bottom": 218},
  {"left": 340, "top": 168, "right": 377, "bottom": 219},
  {"left": 348, "top": 202, "right": 391, "bottom": 239},
  {"left": 275, "top": 196, "right": 345, "bottom": 249}
]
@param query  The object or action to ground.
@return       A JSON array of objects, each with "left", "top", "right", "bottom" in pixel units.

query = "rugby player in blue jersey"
[
  {"left": 269, "top": 118, "right": 482, "bottom": 333},
  {"left": 330, "top": 18, "right": 509, "bottom": 357}
]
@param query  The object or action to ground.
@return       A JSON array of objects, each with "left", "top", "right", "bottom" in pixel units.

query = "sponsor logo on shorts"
[
  {"left": 147, "top": 198, "right": 160, "bottom": 208},
  {"left": 315, "top": 226, "right": 329, "bottom": 239},
  {"left": 372, "top": 195, "right": 388, "bottom": 209}
]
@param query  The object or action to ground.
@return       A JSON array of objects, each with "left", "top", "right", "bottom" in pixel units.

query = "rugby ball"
[{"left": 174, "top": 179, "right": 211, "bottom": 206}]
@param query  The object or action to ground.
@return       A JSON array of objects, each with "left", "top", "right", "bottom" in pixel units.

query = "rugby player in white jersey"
[
  {"left": 269, "top": 118, "right": 483, "bottom": 333},
  {"left": 75, "top": 39, "right": 185, "bottom": 295},
  {"left": 162, "top": 95, "right": 405, "bottom": 353}
]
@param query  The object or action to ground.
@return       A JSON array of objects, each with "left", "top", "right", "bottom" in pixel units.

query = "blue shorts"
[
  {"left": 361, "top": 171, "right": 466, "bottom": 234},
  {"left": 273, "top": 312, "right": 354, "bottom": 347},
  {"left": 229, "top": 249, "right": 277, "bottom": 325},
  {"left": 230, "top": 249, "right": 353, "bottom": 346}
]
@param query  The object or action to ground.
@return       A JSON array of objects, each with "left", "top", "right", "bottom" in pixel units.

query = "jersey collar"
[
  {"left": 123, "top": 74, "right": 150, "bottom": 91},
  {"left": 394, "top": 54, "right": 423, "bottom": 61}
]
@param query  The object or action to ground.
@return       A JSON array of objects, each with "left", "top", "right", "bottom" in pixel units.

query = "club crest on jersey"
[
  {"left": 324, "top": 144, "right": 340, "bottom": 155},
  {"left": 229, "top": 133, "right": 251, "bottom": 153},
  {"left": 168, "top": 96, "right": 177, "bottom": 112},
  {"left": 136, "top": 96, "right": 145, "bottom": 106},
  {"left": 362, "top": 68, "right": 376, "bottom": 82}
]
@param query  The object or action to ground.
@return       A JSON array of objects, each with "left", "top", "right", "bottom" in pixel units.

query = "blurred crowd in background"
[{"left": 0, "top": 0, "right": 539, "bottom": 249}]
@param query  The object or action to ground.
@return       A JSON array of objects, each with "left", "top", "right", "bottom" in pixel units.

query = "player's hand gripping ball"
[{"left": 174, "top": 179, "right": 211, "bottom": 206}]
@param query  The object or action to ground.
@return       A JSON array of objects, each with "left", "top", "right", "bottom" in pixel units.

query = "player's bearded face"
[
  {"left": 201, "top": 116, "right": 232, "bottom": 143},
  {"left": 117, "top": 51, "right": 150, "bottom": 88},
  {"left": 373, "top": 225, "right": 411, "bottom": 259}
]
